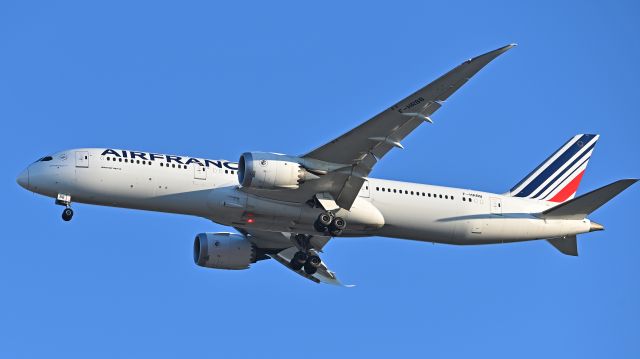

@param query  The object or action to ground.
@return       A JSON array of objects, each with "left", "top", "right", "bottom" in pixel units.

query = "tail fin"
[
  {"left": 540, "top": 179, "right": 638, "bottom": 220},
  {"left": 508, "top": 134, "right": 599, "bottom": 202}
]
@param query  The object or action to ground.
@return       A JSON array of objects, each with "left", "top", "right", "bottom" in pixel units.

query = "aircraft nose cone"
[{"left": 17, "top": 167, "right": 29, "bottom": 189}]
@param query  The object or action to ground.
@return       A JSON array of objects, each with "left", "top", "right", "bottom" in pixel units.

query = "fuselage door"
[
  {"left": 75, "top": 151, "right": 89, "bottom": 168},
  {"left": 359, "top": 180, "right": 370, "bottom": 198},
  {"left": 490, "top": 197, "right": 502, "bottom": 215},
  {"left": 194, "top": 164, "right": 207, "bottom": 180}
]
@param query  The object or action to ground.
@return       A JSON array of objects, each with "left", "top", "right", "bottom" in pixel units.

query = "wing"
[
  {"left": 302, "top": 44, "right": 516, "bottom": 208},
  {"left": 240, "top": 228, "right": 350, "bottom": 286},
  {"left": 241, "top": 44, "right": 516, "bottom": 210}
]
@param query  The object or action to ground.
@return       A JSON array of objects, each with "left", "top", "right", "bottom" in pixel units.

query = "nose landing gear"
[{"left": 56, "top": 193, "right": 73, "bottom": 222}]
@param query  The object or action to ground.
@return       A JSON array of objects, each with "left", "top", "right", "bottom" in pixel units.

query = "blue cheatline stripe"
[
  {"left": 538, "top": 154, "right": 591, "bottom": 200},
  {"left": 512, "top": 134, "right": 597, "bottom": 197},
  {"left": 530, "top": 142, "right": 595, "bottom": 198},
  {"left": 510, "top": 136, "right": 575, "bottom": 193}
]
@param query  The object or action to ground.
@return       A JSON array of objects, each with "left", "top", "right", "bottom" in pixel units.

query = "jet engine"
[
  {"left": 238, "top": 152, "right": 318, "bottom": 190},
  {"left": 193, "top": 232, "right": 257, "bottom": 270}
]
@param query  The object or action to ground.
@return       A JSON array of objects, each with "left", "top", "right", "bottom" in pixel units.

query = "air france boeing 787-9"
[{"left": 16, "top": 44, "right": 637, "bottom": 285}]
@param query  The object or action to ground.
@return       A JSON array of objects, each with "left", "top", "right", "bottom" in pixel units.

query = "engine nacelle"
[
  {"left": 238, "top": 152, "right": 317, "bottom": 190},
  {"left": 193, "top": 232, "right": 256, "bottom": 270}
]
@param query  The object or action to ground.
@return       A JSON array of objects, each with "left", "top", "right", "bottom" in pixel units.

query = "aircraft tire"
[{"left": 62, "top": 208, "right": 73, "bottom": 221}]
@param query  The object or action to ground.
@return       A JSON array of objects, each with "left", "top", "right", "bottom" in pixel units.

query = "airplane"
[{"left": 16, "top": 44, "right": 637, "bottom": 285}]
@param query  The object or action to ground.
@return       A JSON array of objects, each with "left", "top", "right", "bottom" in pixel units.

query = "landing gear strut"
[{"left": 314, "top": 211, "right": 346, "bottom": 236}]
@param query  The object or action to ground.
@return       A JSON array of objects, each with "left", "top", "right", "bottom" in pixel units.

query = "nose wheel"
[{"left": 61, "top": 207, "right": 74, "bottom": 221}]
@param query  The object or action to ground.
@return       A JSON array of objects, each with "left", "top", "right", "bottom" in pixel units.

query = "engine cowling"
[
  {"left": 238, "top": 152, "right": 316, "bottom": 190},
  {"left": 193, "top": 232, "right": 256, "bottom": 270}
]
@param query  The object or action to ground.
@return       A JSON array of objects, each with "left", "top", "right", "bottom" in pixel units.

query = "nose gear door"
[{"left": 75, "top": 151, "right": 89, "bottom": 168}]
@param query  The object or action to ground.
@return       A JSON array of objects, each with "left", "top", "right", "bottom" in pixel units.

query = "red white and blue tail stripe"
[{"left": 507, "top": 134, "right": 599, "bottom": 202}]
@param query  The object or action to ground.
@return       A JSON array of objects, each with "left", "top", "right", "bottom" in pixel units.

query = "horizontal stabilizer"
[
  {"left": 541, "top": 179, "right": 638, "bottom": 220},
  {"left": 547, "top": 235, "right": 578, "bottom": 256}
]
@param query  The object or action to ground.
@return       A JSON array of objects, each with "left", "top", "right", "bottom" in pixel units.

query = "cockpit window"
[{"left": 36, "top": 156, "right": 53, "bottom": 162}]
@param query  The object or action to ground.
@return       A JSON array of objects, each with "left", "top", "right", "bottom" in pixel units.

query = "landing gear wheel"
[
  {"left": 290, "top": 251, "right": 307, "bottom": 271},
  {"left": 61, "top": 208, "right": 74, "bottom": 222},
  {"left": 332, "top": 217, "right": 346, "bottom": 230},
  {"left": 329, "top": 217, "right": 346, "bottom": 236},
  {"left": 303, "top": 255, "right": 321, "bottom": 275},
  {"left": 314, "top": 211, "right": 334, "bottom": 233},
  {"left": 318, "top": 212, "right": 333, "bottom": 226}
]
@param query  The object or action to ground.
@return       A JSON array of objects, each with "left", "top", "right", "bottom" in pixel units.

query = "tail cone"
[{"left": 590, "top": 221, "right": 605, "bottom": 232}]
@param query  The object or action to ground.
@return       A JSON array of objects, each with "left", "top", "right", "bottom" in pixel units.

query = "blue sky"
[{"left": 2, "top": 0, "right": 639, "bottom": 357}]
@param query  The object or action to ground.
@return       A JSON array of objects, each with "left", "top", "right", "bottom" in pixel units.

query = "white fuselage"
[{"left": 19, "top": 148, "right": 593, "bottom": 247}]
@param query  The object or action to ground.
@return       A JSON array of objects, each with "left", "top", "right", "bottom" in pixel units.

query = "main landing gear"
[
  {"left": 289, "top": 233, "right": 323, "bottom": 275},
  {"left": 56, "top": 193, "right": 74, "bottom": 222},
  {"left": 289, "top": 211, "right": 347, "bottom": 276},
  {"left": 314, "top": 211, "right": 346, "bottom": 237}
]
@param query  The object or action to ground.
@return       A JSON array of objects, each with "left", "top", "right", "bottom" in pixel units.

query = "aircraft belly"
[{"left": 374, "top": 199, "right": 457, "bottom": 243}]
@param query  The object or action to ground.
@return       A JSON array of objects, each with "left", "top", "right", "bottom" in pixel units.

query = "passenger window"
[
  {"left": 172, "top": 164, "right": 176, "bottom": 168},
  {"left": 404, "top": 190, "right": 408, "bottom": 194},
  {"left": 119, "top": 158, "right": 122, "bottom": 162},
  {"left": 125, "top": 159, "right": 128, "bottom": 163},
  {"left": 376, "top": 187, "right": 380, "bottom": 191},
  {"left": 428, "top": 193, "right": 431, "bottom": 197},
  {"left": 160, "top": 163, "right": 164, "bottom": 167},
  {"left": 421, "top": 192, "right": 425, "bottom": 196},
  {"left": 411, "top": 191, "right": 414, "bottom": 195},
  {"left": 225, "top": 170, "right": 228, "bottom": 174},
  {"left": 393, "top": 189, "right": 396, "bottom": 193},
  {"left": 451, "top": 196, "right": 454, "bottom": 200},
  {"left": 439, "top": 194, "right": 443, "bottom": 199},
  {"left": 137, "top": 160, "right": 140, "bottom": 164},
  {"left": 445, "top": 195, "right": 448, "bottom": 199}
]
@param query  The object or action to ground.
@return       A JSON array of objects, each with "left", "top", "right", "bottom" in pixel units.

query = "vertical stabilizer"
[{"left": 508, "top": 134, "right": 599, "bottom": 202}]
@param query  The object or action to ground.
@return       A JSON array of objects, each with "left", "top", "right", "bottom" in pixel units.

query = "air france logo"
[{"left": 101, "top": 149, "right": 238, "bottom": 170}]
